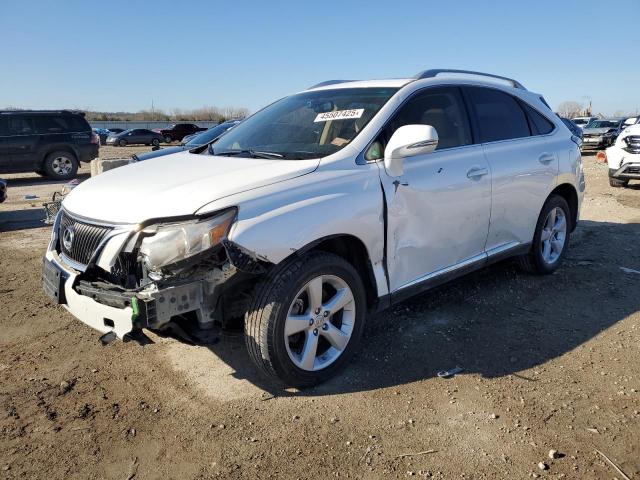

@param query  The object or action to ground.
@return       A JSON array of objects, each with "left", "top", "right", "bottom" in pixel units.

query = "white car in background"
[
  {"left": 606, "top": 124, "right": 640, "bottom": 187},
  {"left": 43, "top": 69, "right": 584, "bottom": 387}
]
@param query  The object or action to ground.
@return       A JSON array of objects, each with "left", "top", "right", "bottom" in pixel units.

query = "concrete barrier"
[{"left": 91, "top": 158, "right": 130, "bottom": 177}]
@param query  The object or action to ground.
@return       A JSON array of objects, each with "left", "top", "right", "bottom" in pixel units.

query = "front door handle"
[
  {"left": 538, "top": 153, "right": 555, "bottom": 164},
  {"left": 466, "top": 167, "right": 488, "bottom": 179}
]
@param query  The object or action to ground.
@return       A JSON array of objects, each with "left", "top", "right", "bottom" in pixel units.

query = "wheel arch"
[
  {"left": 40, "top": 145, "right": 78, "bottom": 167},
  {"left": 293, "top": 234, "right": 380, "bottom": 312},
  {"left": 549, "top": 183, "right": 578, "bottom": 232}
]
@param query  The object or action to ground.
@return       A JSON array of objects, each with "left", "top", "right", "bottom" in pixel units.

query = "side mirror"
[{"left": 384, "top": 125, "right": 438, "bottom": 177}]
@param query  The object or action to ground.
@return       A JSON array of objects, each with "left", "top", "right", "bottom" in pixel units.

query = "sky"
[{"left": 1, "top": 0, "right": 638, "bottom": 116}]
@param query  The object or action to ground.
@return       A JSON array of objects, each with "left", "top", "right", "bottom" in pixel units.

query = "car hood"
[
  {"left": 63, "top": 151, "right": 320, "bottom": 224},
  {"left": 583, "top": 127, "right": 614, "bottom": 135},
  {"left": 618, "top": 124, "right": 640, "bottom": 140}
]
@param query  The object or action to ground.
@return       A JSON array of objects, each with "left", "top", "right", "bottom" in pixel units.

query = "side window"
[
  {"left": 7, "top": 116, "right": 35, "bottom": 135},
  {"left": 378, "top": 88, "right": 472, "bottom": 154},
  {"left": 34, "top": 115, "right": 70, "bottom": 133},
  {"left": 466, "top": 87, "right": 531, "bottom": 142},
  {"left": 521, "top": 103, "right": 554, "bottom": 135}
]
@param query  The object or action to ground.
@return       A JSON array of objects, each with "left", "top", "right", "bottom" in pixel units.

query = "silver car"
[{"left": 581, "top": 118, "right": 625, "bottom": 150}]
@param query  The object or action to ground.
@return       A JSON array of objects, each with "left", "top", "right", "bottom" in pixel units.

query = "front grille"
[
  {"left": 626, "top": 166, "right": 640, "bottom": 174},
  {"left": 58, "top": 210, "right": 113, "bottom": 267}
]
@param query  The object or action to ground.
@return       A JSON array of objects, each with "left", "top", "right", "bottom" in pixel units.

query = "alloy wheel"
[
  {"left": 51, "top": 156, "right": 73, "bottom": 176},
  {"left": 284, "top": 275, "right": 355, "bottom": 371},
  {"left": 540, "top": 207, "right": 567, "bottom": 264}
]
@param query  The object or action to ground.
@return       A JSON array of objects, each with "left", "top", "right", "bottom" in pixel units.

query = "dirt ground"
[{"left": 1, "top": 149, "right": 639, "bottom": 479}]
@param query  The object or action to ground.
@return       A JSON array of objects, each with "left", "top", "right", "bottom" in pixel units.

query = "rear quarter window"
[
  {"left": 466, "top": 87, "right": 531, "bottom": 143},
  {"left": 66, "top": 115, "right": 90, "bottom": 132},
  {"left": 521, "top": 103, "right": 555, "bottom": 135}
]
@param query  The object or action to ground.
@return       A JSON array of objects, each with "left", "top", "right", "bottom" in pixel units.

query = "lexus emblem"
[{"left": 62, "top": 225, "right": 75, "bottom": 251}]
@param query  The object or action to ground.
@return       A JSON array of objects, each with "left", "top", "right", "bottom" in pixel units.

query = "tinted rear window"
[
  {"left": 466, "top": 87, "right": 530, "bottom": 142},
  {"left": 34, "top": 114, "right": 88, "bottom": 133}
]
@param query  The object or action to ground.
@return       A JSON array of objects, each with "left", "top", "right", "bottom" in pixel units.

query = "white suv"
[
  {"left": 43, "top": 69, "right": 584, "bottom": 387},
  {"left": 606, "top": 123, "right": 640, "bottom": 187}
]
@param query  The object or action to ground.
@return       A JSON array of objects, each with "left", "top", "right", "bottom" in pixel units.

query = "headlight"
[{"left": 139, "top": 209, "right": 236, "bottom": 274}]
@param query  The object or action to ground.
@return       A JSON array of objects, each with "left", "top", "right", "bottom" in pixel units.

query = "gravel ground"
[{"left": 0, "top": 151, "right": 639, "bottom": 479}]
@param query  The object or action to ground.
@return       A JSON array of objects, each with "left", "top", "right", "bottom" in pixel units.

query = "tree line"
[{"left": 85, "top": 106, "right": 249, "bottom": 122}]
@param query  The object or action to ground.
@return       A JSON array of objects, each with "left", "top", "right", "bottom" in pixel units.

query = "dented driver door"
[
  {"left": 380, "top": 143, "right": 492, "bottom": 294},
  {"left": 374, "top": 86, "right": 493, "bottom": 294}
]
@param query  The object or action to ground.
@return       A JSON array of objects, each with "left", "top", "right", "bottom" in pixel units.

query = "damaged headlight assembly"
[{"left": 138, "top": 208, "right": 236, "bottom": 278}]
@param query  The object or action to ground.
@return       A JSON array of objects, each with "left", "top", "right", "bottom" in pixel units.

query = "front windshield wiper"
[{"left": 214, "top": 149, "right": 284, "bottom": 159}]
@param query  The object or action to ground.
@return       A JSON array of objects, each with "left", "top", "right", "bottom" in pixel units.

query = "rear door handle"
[
  {"left": 538, "top": 153, "right": 555, "bottom": 164},
  {"left": 466, "top": 167, "right": 488, "bottom": 179}
]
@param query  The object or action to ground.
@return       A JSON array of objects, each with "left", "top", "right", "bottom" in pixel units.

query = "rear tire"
[
  {"left": 43, "top": 151, "right": 78, "bottom": 180},
  {"left": 609, "top": 176, "right": 628, "bottom": 188},
  {"left": 518, "top": 195, "right": 571, "bottom": 275},
  {"left": 245, "top": 252, "right": 366, "bottom": 388}
]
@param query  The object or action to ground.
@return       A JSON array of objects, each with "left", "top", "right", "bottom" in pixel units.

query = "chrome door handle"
[
  {"left": 466, "top": 167, "right": 488, "bottom": 179},
  {"left": 538, "top": 153, "right": 555, "bottom": 164}
]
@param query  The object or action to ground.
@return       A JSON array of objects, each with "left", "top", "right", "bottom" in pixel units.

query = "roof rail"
[
  {"left": 414, "top": 69, "right": 526, "bottom": 90},
  {"left": 307, "top": 80, "right": 357, "bottom": 90},
  {"left": 0, "top": 109, "right": 85, "bottom": 116}
]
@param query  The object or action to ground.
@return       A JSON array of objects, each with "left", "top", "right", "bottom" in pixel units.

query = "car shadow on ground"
[
  {"left": 188, "top": 219, "right": 640, "bottom": 397},
  {"left": 3, "top": 172, "right": 90, "bottom": 187},
  {"left": 0, "top": 174, "right": 90, "bottom": 232},
  {"left": 0, "top": 208, "right": 48, "bottom": 232}
]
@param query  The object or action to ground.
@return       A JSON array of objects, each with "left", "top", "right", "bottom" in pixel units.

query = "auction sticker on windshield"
[{"left": 314, "top": 109, "right": 364, "bottom": 122}]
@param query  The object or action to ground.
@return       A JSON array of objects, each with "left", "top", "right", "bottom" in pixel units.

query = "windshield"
[
  {"left": 588, "top": 121, "right": 618, "bottom": 129},
  {"left": 573, "top": 119, "right": 588, "bottom": 125},
  {"left": 185, "top": 121, "right": 239, "bottom": 146},
  {"left": 211, "top": 87, "right": 399, "bottom": 159}
]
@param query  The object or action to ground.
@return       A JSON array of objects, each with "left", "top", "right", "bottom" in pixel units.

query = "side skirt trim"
[{"left": 387, "top": 242, "right": 530, "bottom": 307}]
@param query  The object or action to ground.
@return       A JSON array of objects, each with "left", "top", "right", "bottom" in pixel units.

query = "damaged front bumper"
[
  {"left": 42, "top": 209, "right": 271, "bottom": 341},
  {"left": 43, "top": 246, "right": 264, "bottom": 343},
  {"left": 43, "top": 249, "right": 236, "bottom": 340},
  {"left": 43, "top": 250, "right": 137, "bottom": 339}
]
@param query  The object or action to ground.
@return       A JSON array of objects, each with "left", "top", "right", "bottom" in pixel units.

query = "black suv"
[
  {"left": 0, "top": 110, "right": 99, "bottom": 180},
  {"left": 159, "top": 123, "right": 206, "bottom": 143}
]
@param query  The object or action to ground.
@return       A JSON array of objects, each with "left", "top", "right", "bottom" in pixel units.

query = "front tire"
[
  {"left": 609, "top": 176, "right": 628, "bottom": 188},
  {"left": 151, "top": 138, "right": 160, "bottom": 147},
  {"left": 118, "top": 139, "right": 127, "bottom": 147},
  {"left": 164, "top": 135, "right": 172, "bottom": 143},
  {"left": 245, "top": 252, "right": 366, "bottom": 388},
  {"left": 43, "top": 151, "right": 78, "bottom": 180},
  {"left": 518, "top": 195, "right": 571, "bottom": 275}
]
